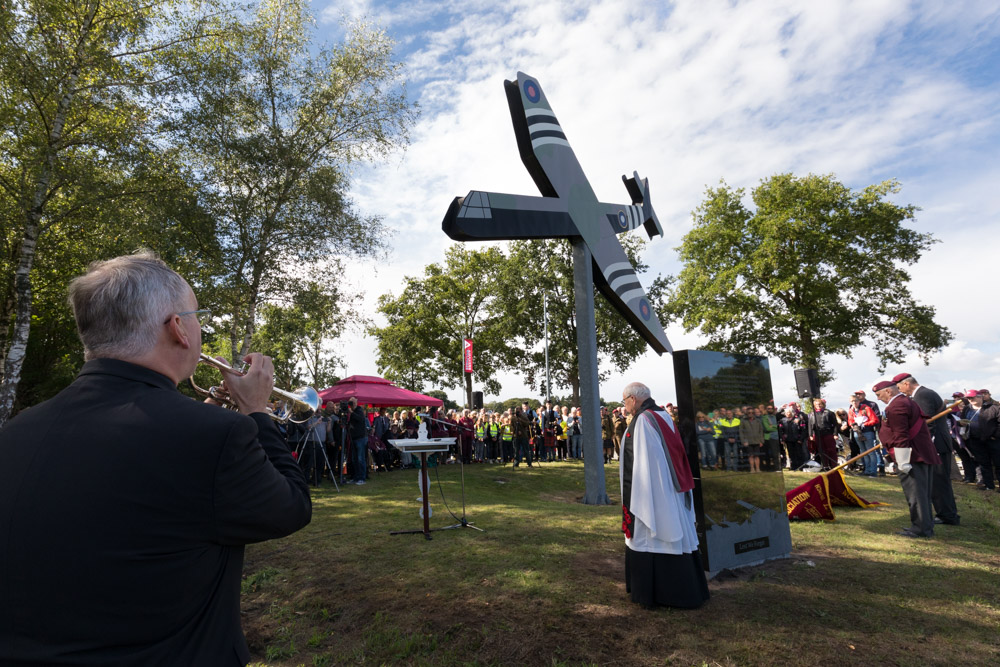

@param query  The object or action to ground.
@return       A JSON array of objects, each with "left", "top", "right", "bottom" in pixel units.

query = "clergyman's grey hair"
[
  {"left": 623, "top": 382, "right": 651, "bottom": 402},
  {"left": 68, "top": 251, "right": 190, "bottom": 361}
]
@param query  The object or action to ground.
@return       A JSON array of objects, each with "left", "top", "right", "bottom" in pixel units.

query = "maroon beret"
[
  {"left": 872, "top": 380, "right": 895, "bottom": 392},
  {"left": 891, "top": 372, "right": 912, "bottom": 384}
]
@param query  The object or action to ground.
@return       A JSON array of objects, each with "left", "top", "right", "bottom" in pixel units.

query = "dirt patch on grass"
[{"left": 537, "top": 490, "right": 582, "bottom": 503}]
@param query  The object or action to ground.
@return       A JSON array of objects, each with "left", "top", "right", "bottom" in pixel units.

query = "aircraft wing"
[
  {"left": 590, "top": 236, "right": 673, "bottom": 354},
  {"left": 442, "top": 71, "right": 673, "bottom": 355},
  {"left": 442, "top": 190, "right": 577, "bottom": 242}
]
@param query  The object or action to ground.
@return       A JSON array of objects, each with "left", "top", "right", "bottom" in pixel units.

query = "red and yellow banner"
[
  {"left": 786, "top": 469, "right": 888, "bottom": 521},
  {"left": 786, "top": 475, "right": 835, "bottom": 521},
  {"left": 826, "top": 469, "right": 887, "bottom": 508}
]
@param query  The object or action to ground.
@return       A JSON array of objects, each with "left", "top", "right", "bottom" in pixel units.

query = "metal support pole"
[
  {"left": 572, "top": 239, "right": 609, "bottom": 505},
  {"left": 543, "top": 292, "right": 550, "bottom": 402}
]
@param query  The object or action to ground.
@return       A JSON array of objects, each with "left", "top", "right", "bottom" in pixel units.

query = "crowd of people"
[
  {"left": 281, "top": 399, "right": 652, "bottom": 485},
  {"left": 285, "top": 379, "right": 1000, "bottom": 503},
  {"left": 692, "top": 385, "right": 999, "bottom": 490}
]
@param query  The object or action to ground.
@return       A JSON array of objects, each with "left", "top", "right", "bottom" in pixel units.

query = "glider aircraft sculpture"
[
  {"left": 442, "top": 72, "right": 673, "bottom": 356},
  {"left": 442, "top": 72, "right": 672, "bottom": 504}
]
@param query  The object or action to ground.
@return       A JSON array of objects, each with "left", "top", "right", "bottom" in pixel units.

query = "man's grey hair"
[
  {"left": 623, "top": 382, "right": 651, "bottom": 402},
  {"left": 68, "top": 250, "right": 190, "bottom": 361}
]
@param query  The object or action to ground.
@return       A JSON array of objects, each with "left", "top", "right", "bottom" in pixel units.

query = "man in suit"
[
  {"left": 873, "top": 379, "right": 941, "bottom": 538},
  {"left": 0, "top": 251, "right": 312, "bottom": 665},
  {"left": 893, "top": 373, "right": 960, "bottom": 525}
]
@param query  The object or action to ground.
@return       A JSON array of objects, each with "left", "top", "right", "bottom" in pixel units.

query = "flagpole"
[{"left": 823, "top": 399, "right": 962, "bottom": 476}]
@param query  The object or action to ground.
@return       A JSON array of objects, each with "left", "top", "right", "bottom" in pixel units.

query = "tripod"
[
  {"left": 418, "top": 413, "right": 483, "bottom": 533},
  {"left": 296, "top": 418, "right": 338, "bottom": 492}
]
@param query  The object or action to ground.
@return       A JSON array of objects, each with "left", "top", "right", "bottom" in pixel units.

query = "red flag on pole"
[{"left": 463, "top": 338, "right": 473, "bottom": 373}]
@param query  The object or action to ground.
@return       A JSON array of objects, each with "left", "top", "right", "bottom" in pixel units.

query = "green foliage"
[
  {"left": 665, "top": 173, "right": 952, "bottom": 383},
  {"left": 252, "top": 281, "right": 349, "bottom": 390},
  {"left": 502, "top": 237, "right": 663, "bottom": 404},
  {"left": 0, "top": 0, "right": 221, "bottom": 419},
  {"left": 372, "top": 245, "right": 517, "bottom": 398},
  {"left": 484, "top": 397, "right": 538, "bottom": 413},
  {"left": 164, "top": 0, "right": 416, "bottom": 364},
  {"left": 423, "top": 389, "right": 459, "bottom": 411}
]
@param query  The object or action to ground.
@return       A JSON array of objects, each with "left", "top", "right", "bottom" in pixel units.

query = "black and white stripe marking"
[
  {"left": 526, "top": 108, "right": 569, "bottom": 149},
  {"left": 602, "top": 261, "right": 645, "bottom": 304}
]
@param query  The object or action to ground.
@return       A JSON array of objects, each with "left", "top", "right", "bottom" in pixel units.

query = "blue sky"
[{"left": 312, "top": 0, "right": 1000, "bottom": 409}]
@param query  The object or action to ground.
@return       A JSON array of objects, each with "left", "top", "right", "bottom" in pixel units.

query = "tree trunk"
[
  {"left": 0, "top": 222, "right": 42, "bottom": 427},
  {"left": 0, "top": 7, "right": 94, "bottom": 425}
]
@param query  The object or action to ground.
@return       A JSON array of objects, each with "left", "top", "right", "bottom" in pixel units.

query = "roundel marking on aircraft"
[
  {"left": 523, "top": 79, "right": 541, "bottom": 103},
  {"left": 639, "top": 298, "right": 652, "bottom": 321},
  {"left": 617, "top": 210, "right": 628, "bottom": 229}
]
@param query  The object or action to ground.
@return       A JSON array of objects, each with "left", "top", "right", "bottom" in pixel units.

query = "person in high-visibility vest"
[
  {"left": 718, "top": 408, "right": 741, "bottom": 471},
  {"left": 500, "top": 415, "right": 514, "bottom": 463},
  {"left": 556, "top": 407, "right": 570, "bottom": 461},
  {"left": 474, "top": 415, "right": 487, "bottom": 462},
  {"left": 487, "top": 414, "right": 500, "bottom": 463}
]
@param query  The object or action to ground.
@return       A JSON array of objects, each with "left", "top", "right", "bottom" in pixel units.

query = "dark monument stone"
[{"left": 673, "top": 349, "right": 792, "bottom": 574}]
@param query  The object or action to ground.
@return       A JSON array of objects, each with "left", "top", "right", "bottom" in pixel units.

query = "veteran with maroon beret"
[
  {"left": 893, "top": 372, "right": 960, "bottom": 526},
  {"left": 872, "top": 379, "right": 941, "bottom": 538}
]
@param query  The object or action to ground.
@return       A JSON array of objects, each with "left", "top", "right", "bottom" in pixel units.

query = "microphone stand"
[{"left": 418, "top": 413, "right": 484, "bottom": 533}]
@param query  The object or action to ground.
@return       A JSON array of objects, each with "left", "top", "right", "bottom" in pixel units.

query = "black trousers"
[
  {"left": 931, "top": 449, "right": 959, "bottom": 522},
  {"left": 900, "top": 462, "right": 934, "bottom": 537},
  {"left": 969, "top": 438, "right": 1000, "bottom": 489}
]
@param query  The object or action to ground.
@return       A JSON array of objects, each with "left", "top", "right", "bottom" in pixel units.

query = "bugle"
[{"left": 190, "top": 353, "right": 321, "bottom": 423}]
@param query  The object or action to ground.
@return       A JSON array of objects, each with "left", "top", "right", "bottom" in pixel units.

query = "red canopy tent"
[{"left": 318, "top": 375, "right": 443, "bottom": 408}]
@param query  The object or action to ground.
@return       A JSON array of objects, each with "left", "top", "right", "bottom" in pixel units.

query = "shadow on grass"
[{"left": 242, "top": 464, "right": 1000, "bottom": 666}]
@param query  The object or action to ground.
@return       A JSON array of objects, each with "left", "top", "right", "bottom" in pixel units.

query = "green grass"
[{"left": 241, "top": 462, "right": 1000, "bottom": 665}]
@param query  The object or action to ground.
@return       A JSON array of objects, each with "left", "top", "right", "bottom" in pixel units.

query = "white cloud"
[{"left": 313, "top": 0, "right": 1000, "bottom": 407}]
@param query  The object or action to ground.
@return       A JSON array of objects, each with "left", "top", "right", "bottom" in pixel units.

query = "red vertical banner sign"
[{"left": 463, "top": 338, "right": 473, "bottom": 373}]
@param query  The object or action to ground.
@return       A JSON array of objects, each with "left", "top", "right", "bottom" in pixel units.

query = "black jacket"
[
  {"left": 807, "top": 409, "right": 837, "bottom": 437},
  {"left": 974, "top": 398, "right": 1000, "bottom": 442},
  {"left": 348, "top": 405, "right": 368, "bottom": 440},
  {"left": 0, "top": 359, "right": 311, "bottom": 666},
  {"left": 909, "top": 385, "right": 952, "bottom": 454}
]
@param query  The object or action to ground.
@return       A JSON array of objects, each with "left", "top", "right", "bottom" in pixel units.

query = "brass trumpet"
[{"left": 190, "top": 353, "right": 321, "bottom": 423}]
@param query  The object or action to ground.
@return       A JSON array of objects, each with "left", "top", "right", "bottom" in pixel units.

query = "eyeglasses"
[{"left": 167, "top": 309, "right": 212, "bottom": 325}]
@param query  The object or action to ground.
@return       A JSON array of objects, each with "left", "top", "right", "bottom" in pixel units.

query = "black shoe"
[{"left": 897, "top": 529, "right": 930, "bottom": 538}]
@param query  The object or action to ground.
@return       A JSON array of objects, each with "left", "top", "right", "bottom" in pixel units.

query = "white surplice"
[{"left": 620, "top": 409, "right": 700, "bottom": 555}]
